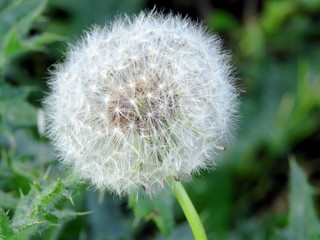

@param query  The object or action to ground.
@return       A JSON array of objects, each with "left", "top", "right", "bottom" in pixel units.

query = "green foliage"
[
  {"left": 207, "top": 10, "right": 239, "bottom": 32},
  {"left": 0, "top": 0, "right": 320, "bottom": 239},
  {"left": 261, "top": 0, "right": 296, "bottom": 35},
  {"left": 0, "top": 210, "right": 14, "bottom": 240},
  {"left": 0, "top": 191, "right": 19, "bottom": 209},
  {"left": 47, "top": 0, "right": 146, "bottom": 35},
  {"left": 129, "top": 190, "right": 174, "bottom": 237},
  {"left": 0, "top": 84, "right": 36, "bottom": 129},
  {"left": 11, "top": 179, "right": 76, "bottom": 239},
  {"left": 0, "top": 0, "right": 61, "bottom": 68},
  {"left": 0, "top": 177, "right": 79, "bottom": 240},
  {"left": 286, "top": 160, "right": 320, "bottom": 239},
  {"left": 270, "top": 61, "right": 320, "bottom": 155},
  {"left": 85, "top": 191, "right": 132, "bottom": 240},
  {"left": 0, "top": 1, "right": 78, "bottom": 239}
]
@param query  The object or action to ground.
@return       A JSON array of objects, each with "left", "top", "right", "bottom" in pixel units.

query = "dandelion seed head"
[{"left": 43, "top": 11, "right": 239, "bottom": 195}]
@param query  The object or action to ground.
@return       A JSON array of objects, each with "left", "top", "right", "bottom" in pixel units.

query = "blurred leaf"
[
  {"left": 278, "top": 159, "right": 320, "bottom": 239},
  {"left": 297, "top": 60, "right": 310, "bottom": 100},
  {"left": 129, "top": 190, "right": 174, "bottom": 237},
  {"left": 26, "top": 33, "right": 64, "bottom": 50},
  {"left": 0, "top": 191, "right": 19, "bottom": 209},
  {"left": 153, "top": 222, "right": 193, "bottom": 240},
  {"left": 240, "top": 21, "right": 265, "bottom": 58},
  {"left": 0, "top": 83, "right": 37, "bottom": 129},
  {"left": 207, "top": 10, "right": 239, "bottom": 33},
  {"left": 228, "top": 217, "right": 275, "bottom": 240},
  {"left": 15, "top": 0, "right": 48, "bottom": 37},
  {"left": 297, "top": 0, "right": 320, "bottom": 12},
  {"left": 0, "top": 0, "right": 60, "bottom": 68},
  {"left": 48, "top": 0, "right": 146, "bottom": 37},
  {"left": 261, "top": 0, "right": 296, "bottom": 35},
  {"left": 0, "top": 1, "right": 10, "bottom": 10},
  {"left": 296, "top": 61, "right": 320, "bottom": 108},
  {"left": 1, "top": 29, "right": 63, "bottom": 66},
  {"left": 86, "top": 191, "right": 132, "bottom": 240},
  {"left": 0, "top": 27, "right": 25, "bottom": 66},
  {"left": 188, "top": 170, "right": 233, "bottom": 239},
  {"left": 0, "top": 0, "right": 47, "bottom": 36},
  {"left": 271, "top": 61, "right": 320, "bottom": 154}
]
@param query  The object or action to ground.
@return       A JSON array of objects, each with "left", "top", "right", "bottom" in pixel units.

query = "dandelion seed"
[{"left": 43, "top": 11, "right": 239, "bottom": 195}]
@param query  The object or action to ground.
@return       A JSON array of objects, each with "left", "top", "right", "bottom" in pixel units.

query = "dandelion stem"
[{"left": 171, "top": 178, "right": 207, "bottom": 240}]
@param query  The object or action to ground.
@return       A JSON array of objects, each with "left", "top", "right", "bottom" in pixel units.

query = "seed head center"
[{"left": 107, "top": 79, "right": 178, "bottom": 133}]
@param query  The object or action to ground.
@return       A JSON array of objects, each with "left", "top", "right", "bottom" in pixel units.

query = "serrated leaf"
[
  {"left": 11, "top": 178, "right": 76, "bottom": 239},
  {"left": 28, "top": 179, "right": 65, "bottom": 221},
  {"left": 12, "top": 187, "right": 38, "bottom": 227},
  {"left": 284, "top": 159, "right": 320, "bottom": 240},
  {"left": 13, "top": 179, "right": 65, "bottom": 227},
  {"left": 0, "top": 210, "right": 14, "bottom": 239},
  {"left": 38, "top": 209, "right": 80, "bottom": 226},
  {"left": 42, "top": 211, "right": 59, "bottom": 224},
  {"left": 15, "top": 220, "right": 48, "bottom": 240},
  {"left": 129, "top": 190, "right": 174, "bottom": 237},
  {"left": 37, "top": 179, "right": 64, "bottom": 211}
]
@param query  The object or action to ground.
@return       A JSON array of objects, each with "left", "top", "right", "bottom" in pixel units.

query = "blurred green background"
[{"left": 0, "top": 0, "right": 320, "bottom": 239}]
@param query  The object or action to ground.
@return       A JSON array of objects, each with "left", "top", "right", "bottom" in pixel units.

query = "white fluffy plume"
[{"left": 43, "top": 11, "right": 239, "bottom": 195}]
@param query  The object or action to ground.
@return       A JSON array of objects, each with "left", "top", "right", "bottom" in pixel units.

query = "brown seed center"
[{"left": 107, "top": 78, "right": 178, "bottom": 134}]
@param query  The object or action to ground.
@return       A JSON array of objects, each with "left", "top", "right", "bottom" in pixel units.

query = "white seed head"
[{"left": 43, "top": 11, "right": 239, "bottom": 196}]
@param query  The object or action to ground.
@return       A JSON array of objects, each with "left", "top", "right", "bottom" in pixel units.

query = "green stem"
[{"left": 171, "top": 178, "right": 208, "bottom": 240}]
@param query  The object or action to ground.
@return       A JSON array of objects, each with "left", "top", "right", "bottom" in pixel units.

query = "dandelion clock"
[{"left": 44, "top": 11, "right": 239, "bottom": 240}]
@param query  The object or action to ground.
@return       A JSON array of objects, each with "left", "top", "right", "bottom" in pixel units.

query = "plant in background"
[{"left": 43, "top": 10, "right": 239, "bottom": 239}]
